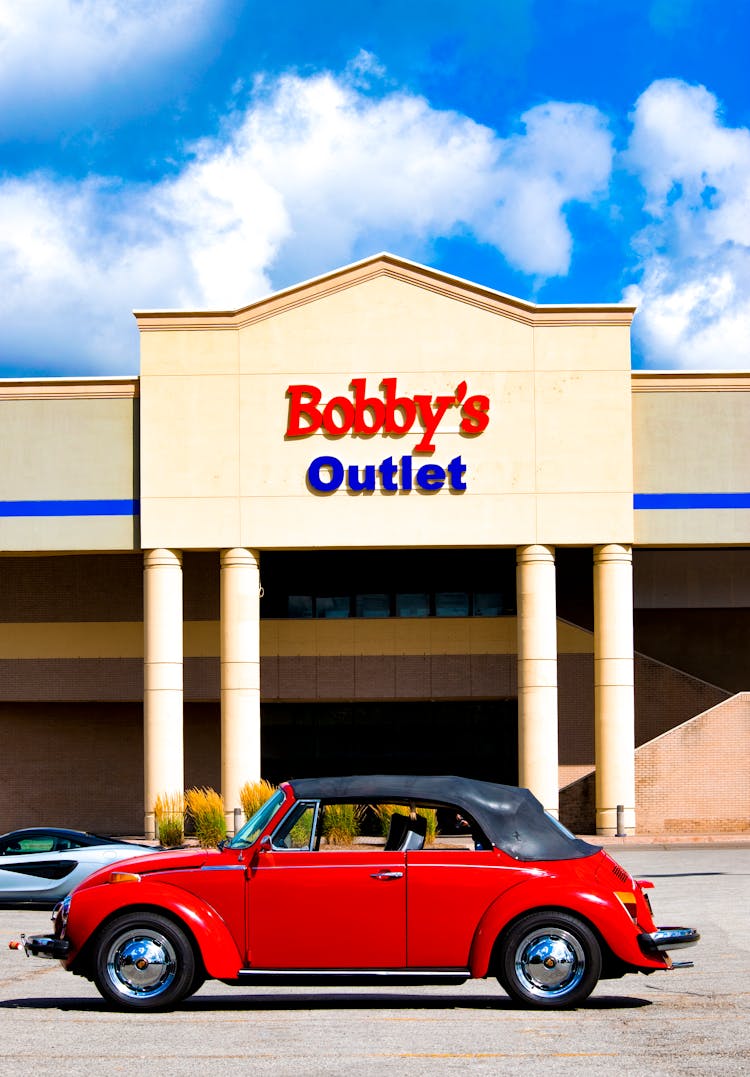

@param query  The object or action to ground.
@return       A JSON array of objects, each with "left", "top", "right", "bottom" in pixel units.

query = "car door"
[
  {"left": 405, "top": 847, "right": 523, "bottom": 968},
  {"left": 246, "top": 801, "right": 407, "bottom": 969},
  {"left": 0, "top": 835, "right": 78, "bottom": 903}
]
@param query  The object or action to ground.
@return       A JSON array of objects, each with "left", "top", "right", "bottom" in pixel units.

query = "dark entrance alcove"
[{"left": 260, "top": 700, "right": 518, "bottom": 786}]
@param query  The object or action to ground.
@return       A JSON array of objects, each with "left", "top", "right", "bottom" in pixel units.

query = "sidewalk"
[{"left": 581, "top": 831, "right": 750, "bottom": 849}]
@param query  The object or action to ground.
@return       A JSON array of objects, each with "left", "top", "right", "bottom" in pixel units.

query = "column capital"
[
  {"left": 144, "top": 548, "right": 183, "bottom": 569},
  {"left": 220, "top": 548, "right": 260, "bottom": 570},
  {"left": 593, "top": 543, "right": 632, "bottom": 566},
  {"left": 516, "top": 544, "right": 555, "bottom": 566}
]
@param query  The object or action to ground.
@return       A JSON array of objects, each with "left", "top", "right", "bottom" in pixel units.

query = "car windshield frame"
[{"left": 228, "top": 789, "right": 285, "bottom": 849}]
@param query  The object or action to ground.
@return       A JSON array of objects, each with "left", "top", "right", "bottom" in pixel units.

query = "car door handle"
[{"left": 370, "top": 870, "right": 403, "bottom": 880}]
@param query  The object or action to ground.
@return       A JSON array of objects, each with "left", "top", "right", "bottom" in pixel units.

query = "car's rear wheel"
[
  {"left": 497, "top": 911, "right": 602, "bottom": 1008},
  {"left": 92, "top": 912, "right": 196, "bottom": 1011}
]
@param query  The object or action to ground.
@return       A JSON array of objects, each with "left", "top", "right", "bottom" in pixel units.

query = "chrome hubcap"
[
  {"left": 514, "top": 928, "right": 585, "bottom": 998},
  {"left": 106, "top": 930, "right": 177, "bottom": 998}
]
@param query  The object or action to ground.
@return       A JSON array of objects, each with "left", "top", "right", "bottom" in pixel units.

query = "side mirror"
[{"left": 259, "top": 835, "right": 272, "bottom": 852}]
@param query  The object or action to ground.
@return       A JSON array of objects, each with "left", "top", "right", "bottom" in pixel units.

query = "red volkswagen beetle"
[{"left": 13, "top": 775, "right": 698, "bottom": 1010}]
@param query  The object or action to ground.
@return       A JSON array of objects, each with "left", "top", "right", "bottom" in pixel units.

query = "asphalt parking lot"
[{"left": 1, "top": 845, "right": 748, "bottom": 1077}]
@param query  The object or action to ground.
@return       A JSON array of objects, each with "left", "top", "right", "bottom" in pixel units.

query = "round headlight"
[{"left": 59, "top": 894, "right": 72, "bottom": 926}]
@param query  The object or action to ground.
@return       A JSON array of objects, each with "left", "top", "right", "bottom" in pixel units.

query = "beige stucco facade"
[
  {"left": 137, "top": 256, "right": 634, "bottom": 551},
  {"left": 132, "top": 254, "right": 636, "bottom": 834}
]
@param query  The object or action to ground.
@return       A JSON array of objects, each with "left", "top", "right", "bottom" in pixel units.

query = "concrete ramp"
[
  {"left": 634, "top": 691, "right": 750, "bottom": 834},
  {"left": 559, "top": 692, "right": 750, "bottom": 835}
]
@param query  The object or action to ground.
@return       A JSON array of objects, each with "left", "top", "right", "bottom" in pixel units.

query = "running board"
[{"left": 234, "top": 968, "right": 470, "bottom": 987}]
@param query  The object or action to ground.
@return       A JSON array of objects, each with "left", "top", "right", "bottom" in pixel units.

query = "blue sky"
[{"left": 1, "top": 0, "right": 749, "bottom": 375}]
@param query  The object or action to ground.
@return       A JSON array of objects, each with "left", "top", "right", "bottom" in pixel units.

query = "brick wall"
[
  {"left": 635, "top": 692, "right": 750, "bottom": 833},
  {"left": 0, "top": 702, "right": 220, "bottom": 835},
  {"left": 560, "top": 693, "right": 750, "bottom": 834}
]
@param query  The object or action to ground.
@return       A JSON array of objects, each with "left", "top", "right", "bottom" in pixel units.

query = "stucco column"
[
  {"left": 594, "top": 543, "right": 636, "bottom": 835},
  {"left": 221, "top": 548, "right": 261, "bottom": 834},
  {"left": 516, "top": 545, "right": 559, "bottom": 816},
  {"left": 143, "top": 549, "right": 184, "bottom": 837}
]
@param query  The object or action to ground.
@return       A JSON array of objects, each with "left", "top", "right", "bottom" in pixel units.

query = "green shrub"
[
  {"left": 322, "top": 803, "right": 365, "bottom": 846},
  {"left": 374, "top": 803, "right": 438, "bottom": 844},
  {"left": 185, "top": 787, "right": 227, "bottom": 848},
  {"left": 239, "top": 778, "right": 278, "bottom": 822},
  {"left": 153, "top": 791, "right": 185, "bottom": 847}
]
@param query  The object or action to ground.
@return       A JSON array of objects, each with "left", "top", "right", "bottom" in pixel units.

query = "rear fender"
[
  {"left": 65, "top": 880, "right": 243, "bottom": 980},
  {"left": 469, "top": 879, "right": 666, "bottom": 977}
]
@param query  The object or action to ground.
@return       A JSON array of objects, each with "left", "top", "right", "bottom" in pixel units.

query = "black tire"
[
  {"left": 186, "top": 969, "right": 206, "bottom": 998},
  {"left": 92, "top": 912, "right": 196, "bottom": 1011},
  {"left": 497, "top": 911, "right": 602, "bottom": 1009}
]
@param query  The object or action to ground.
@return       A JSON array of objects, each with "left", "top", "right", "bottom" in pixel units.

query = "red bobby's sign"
[{"left": 286, "top": 378, "right": 490, "bottom": 454}]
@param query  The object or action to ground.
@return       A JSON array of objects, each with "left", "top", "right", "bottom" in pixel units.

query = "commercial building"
[{"left": 1, "top": 254, "right": 748, "bottom": 837}]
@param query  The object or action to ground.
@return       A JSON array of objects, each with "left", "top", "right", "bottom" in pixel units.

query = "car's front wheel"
[
  {"left": 92, "top": 912, "right": 196, "bottom": 1011},
  {"left": 497, "top": 911, "right": 602, "bottom": 1008}
]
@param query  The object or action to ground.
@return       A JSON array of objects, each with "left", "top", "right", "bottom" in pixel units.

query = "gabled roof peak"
[{"left": 134, "top": 251, "right": 635, "bottom": 330}]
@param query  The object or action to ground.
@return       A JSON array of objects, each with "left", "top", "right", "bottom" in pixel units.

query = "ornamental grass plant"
[
  {"left": 374, "top": 803, "right": 438, "bottom": 845},
  {"left": 185, "top": 786, "right": 227, "bottom": 848},
  {"left": 239, "top": 778, "right": 278, "bottom": 822},
  {"left": 153, "top": 791, "right": 185, "bottom": 847},
  {"left": 321, "top": 803, "right": 365, "bottom": 846}
]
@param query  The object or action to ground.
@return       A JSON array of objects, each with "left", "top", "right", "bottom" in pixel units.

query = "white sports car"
[{"left": 0, "top": 828, "right": 152, "bottom": 906}]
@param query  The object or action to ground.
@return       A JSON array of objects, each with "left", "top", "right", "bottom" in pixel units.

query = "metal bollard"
[
  {"left": 616, "top": 804, "right": 626, "bottom": 837},
  {"left": 233, "top": 807, "right": 242, "bottom": 836}
]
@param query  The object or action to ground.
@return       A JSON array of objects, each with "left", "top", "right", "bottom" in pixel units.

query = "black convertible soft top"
[{"left": 287, "top": 775, "right": 600, "bottom": 862}]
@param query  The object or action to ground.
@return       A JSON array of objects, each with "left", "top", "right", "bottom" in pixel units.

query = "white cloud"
[
  {"left": 0, "top": 65, "right": 613, "bottom": 373},
  {"left": 0, "top": 175, "right": 196, "bottom": 372},
  {"left": 624, "top": 79, "right": 750, "bottom": 368},
  {"left": 0, "top": 0, "right": 223, "bottom": 136}
]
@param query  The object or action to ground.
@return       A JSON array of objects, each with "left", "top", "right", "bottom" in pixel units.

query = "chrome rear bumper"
[
  {"left": 638, "top": 926, "right": 700, "bottom": 967},
  {"left": 647, "top": 927, "right": 700, "bottom": 951}
]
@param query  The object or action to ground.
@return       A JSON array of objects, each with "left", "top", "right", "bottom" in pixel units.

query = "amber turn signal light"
[{"left": 109, "top": 871, "right": 141, "bottom": 884}]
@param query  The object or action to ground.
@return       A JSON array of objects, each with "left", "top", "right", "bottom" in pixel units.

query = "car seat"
[{"left": 384, "top": 812, "right": 427, "bottom": 851}]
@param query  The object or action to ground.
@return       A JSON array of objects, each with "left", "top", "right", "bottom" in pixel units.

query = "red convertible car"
[{"left": 12, "top": 775, "right": 698, "bottom": 1010}]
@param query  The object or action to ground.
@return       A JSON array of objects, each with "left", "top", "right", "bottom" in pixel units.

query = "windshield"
[{"left": 229, "top": 790, "right": 285, "bottom": 849}]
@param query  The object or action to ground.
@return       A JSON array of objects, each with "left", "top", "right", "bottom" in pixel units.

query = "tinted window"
[
  {"left": 436, "top": 592, "right": 469, "bottom": 617},
  {"left": 473, "top": 592, "right": 502, "bottom": 616},
  {"left": 316, "top": 597, "right": 350, "bottom": 619},
  {"left": 396, "top": 593, "right": 429, "bottom": 617},
  {"left": 0, "top": 836, "right": 55, "bottom": 854},
  {"left": 288, "top": 595, "right": 313, "bottom": 618},
  {"left": 355, "top": 594, "right": 390, "bottom": 618}
]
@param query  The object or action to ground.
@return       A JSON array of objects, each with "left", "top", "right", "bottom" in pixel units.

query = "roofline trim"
[
  {"left": 134, "top": 253, "right": 636, "bottom": 331},
  {"left": 0, "top": 377, "right": 139, "bottom": 400},
  {"left": 632, "top": 371, "right": 750, "bottom": 391}
]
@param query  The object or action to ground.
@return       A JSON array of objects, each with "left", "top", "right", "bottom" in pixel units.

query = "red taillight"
[{"left": 615, "top": 891, "right": 639, "bottom": 919}]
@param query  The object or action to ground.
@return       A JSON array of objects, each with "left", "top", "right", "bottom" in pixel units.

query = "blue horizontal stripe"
[
  {"left": 634, "top": 492, "right": 750, "bottom": 510},
  {"left": 0, "top": 499, "right": 139, "bottom": 517}
]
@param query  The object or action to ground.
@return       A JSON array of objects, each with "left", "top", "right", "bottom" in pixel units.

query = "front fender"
[
  {"left": 469, "top": 878, "right": 666, "bottom": 977},
  {"left": 64, "top": 879, "right": 244, "bottom": 980}
]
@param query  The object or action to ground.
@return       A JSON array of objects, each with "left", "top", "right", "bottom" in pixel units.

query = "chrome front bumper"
[{"left": 12, "top": 933, "right": 71, "bottom": 960}]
